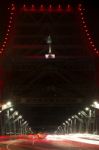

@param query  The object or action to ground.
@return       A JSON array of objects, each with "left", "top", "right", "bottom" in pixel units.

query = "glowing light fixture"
[{"left": 45, "top": 35, "right": 55, "bottom": 59}]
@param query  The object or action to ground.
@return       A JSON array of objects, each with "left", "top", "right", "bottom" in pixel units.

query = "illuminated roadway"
[{"left": 0, "top": 134, "right": 99, "bottom": 150}]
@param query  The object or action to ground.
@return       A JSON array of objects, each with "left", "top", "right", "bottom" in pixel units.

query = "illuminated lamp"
[
  {"left": 94, "top": 48, "right": 96, "bottom": 51},
  {"left": 85, "top": 29, "right": 88, "bottom": 32},
  {"left": 88, "top": 37, "right": 91, "bottom": 40},
  {"left": 66, "top": 4, "right": 72, "bottom": 13},
  {"left": 86, "top": 33, "right": 89, "bottom": 36},
  {"left": 45, "top": 35, "right": 55, "bottom": 59},
  {"left": 79, "top": 8, "right": 81, "bottom": 11},
  {"left": 96, "top": 51, "right": 99, "bottom": 54},
  {"left": 1, "top": 48, "right": 4, "bottom": 51},
  {"left": 81, "top": 17, "right": 84, "bottom": 20},
  {"left": 9, "top": 21, "right": 12, "bottom": 24},
  {"left": 22, "top": 4, "right": 27, "bottom": 11},
  {"left": 82, "top": 21, "right": 85, "bottom": 24},
  {"left": 92, "top": 44, "right": 95, "bottom": 47},
  {"left": 77, "top": 4, "right": 82, "bottom": 11},
  {"left": 84, "top": 25, "right": 87, "bottom": 28},
  {"left": 11, "top": 7, "right": 15, "bottom": 11},
  {"left": 7, "top": 29, "right": 10, "bottom": 32},
  {"left": 10, "top": 17, "right": 13, "bottom": 20},
  {"left": 78, "top": 4, "right": 82, "bottom": 7},
  {"left": 90, "top": 41, "right": 93, "bottom": 44},
  {"left": 11, "top": 4, "right": 14, "bottom": 6},
  {"left": 4, "top": 41, "right": 6, "bottom": 44},
  {"left": 57, "top": 4, "right": 62, "bottom": 12},
  {"left": 8, "top": 25, "right": 11, "bottom": 28},
  {"left": 2, "top": 45, "right": 5, "bottom": 47},
  {"left": 40, "top": 4, "right": 45, "bottom": 12},
  {"left": 31, "top": 4, "right": 36, "bottom": 12},
  {"left": 80, "top": 12, "right": 83, "bottom": 15},
  {"left": 48, "top": 4, "right": 53, "bottom": 12},
  {"left": 5, "top": 37, "right": 8, "bottom": 40},
  {"left": 0, "top": 51, "right": 2, "bottom": 54}
]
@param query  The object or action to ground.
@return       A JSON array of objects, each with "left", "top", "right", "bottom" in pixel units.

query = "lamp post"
[
  {"left": 1, "top": 101, "right": 13, "bottom": 135},
  {"left": 63, "top": 123, "right": 66, "bottom": 134},
  {"left": 65, "top": 121, "right": 69, "bottom": 134}
]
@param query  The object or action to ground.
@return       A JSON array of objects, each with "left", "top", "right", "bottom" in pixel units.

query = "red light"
[
  {"left": 78, "top": 4, "right": 82, "bottom": 8},
  {"left": 48, "top": 4, "right": 53, "bottom": 12},
  {"left": 23, "top": 4, "right": 26, "bottom": 8},
  {"left": 56, "top": 4, "right": 62, "bottom": 12},
  {"left": 11, "top": 4, "right": 14, "bottom": 7},
  {"left": 4, "top": 41, "right": 6, "bottom": 44},
  {"left": 66, "top": 4, "right": 72, "bottom": 13},
  {"left": 94, "top": 48, "right": 96, "bottom": 51},
  {"left": 87, "top": 33, "right": 89, "bottom": 36},
  {"left": 77, "top": 4, "right": 82, "bottom": 11},
  {"left": 82, "top": 21, "right": 85, "bottom": 24},
  {"left": 96, "top": 51, "right": 99, "bottom": 54},
  {"left": 85, "top": 29, "right": 88, "bottom": 32},
  {"left": 90, "top": 41, "right": 93, "bottom": 44},
  {"left": 2, "top": 45, "right": 5, "bottom": 47},
  {"left": 9, "top": 21, "right": 12, "bottom": 24},
  {"left": 10, "top": 17, "right": 13, "bottom": 20},
  {"left": 81, "top": 17, "right": 84, "bottom": 20},
  {"left": 88, "top": 37, "right": 91, "bottom": 40},
  {"left": 11, "top": 12, "right": 14, "bottom": 15},
  {"left": 11, "top": 7, "right": 15, "bottom": 11},
  {"left": 22, "top": 4, "right": 27, "bottom": 11},
  {"left": 84, "top": 25, "right": 87, "bottom": 28},
  {"left": 1, "top": 48, "right": 4, "bottom": 51},
  {"left": 92, "top": 44, "right": 95, "bottom": 47},
  {"left": 80, "top": 12, "right": 83, "bottom": 15},
  {"left": 40, "top": 4, "right": 45, "bottom": 12},
  {"left": 31, "top": 4, "right": 36, "bottom": 11},
  {"left": 7, "top": 29, "right": 10, "bottom": 32}
]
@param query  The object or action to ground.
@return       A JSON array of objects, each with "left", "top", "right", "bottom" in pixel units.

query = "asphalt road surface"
[{"left": 0, "top": 138, "right": 99, "bottom": 150}]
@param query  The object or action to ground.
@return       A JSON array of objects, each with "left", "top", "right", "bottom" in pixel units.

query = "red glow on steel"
[
  {"left": 78, "top": 4, "right": 82, "bottom": 11},
  {"left": 84, "top": 25, "right": 87, "bottom": 28},
  {"left": 48, "top": 4, "right": 53, "bottom": 12},
  {"left": 92, "top": 44, "right": 95, "bottom": 47},
  {"left": 87, "top": 33, "right": 89, "bottom": 36},
  {"left": 82, "top": 21, "right": 85, "bottom": 24},
  {"left": 66, "top": 4, "right": 72, "bottom": 13},
  {"left": 40, "top": 4, "right": 45, "bottom": 12},
  {"left": 22, "top": 4, "right": 27, "bottom": 11},
  {"left": 90, "top": 41, "right": 93, "bottom": 44},
  {"left": 9, "top": 21, "right": 12, "bottom": 24},
  {"left": 57, "top": 4, "right": 62, "bottom": 12},
  {"left": 85, "top": 30, "right": 88, "bottom": 32},
  {"left": 10, "top": 17, "right": 13, "bottom": 20},
  {"left": 31, "top": 4, "right": 36, "bottom": 12}
]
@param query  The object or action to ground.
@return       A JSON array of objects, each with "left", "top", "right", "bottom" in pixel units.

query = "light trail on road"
[{"left": 0, "top": 134, "right": 99, "bottom": 150}]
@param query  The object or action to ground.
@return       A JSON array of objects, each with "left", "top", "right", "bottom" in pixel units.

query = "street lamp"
[{"left": 63, "top": 123, "right": 66, "bottom": 134}]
